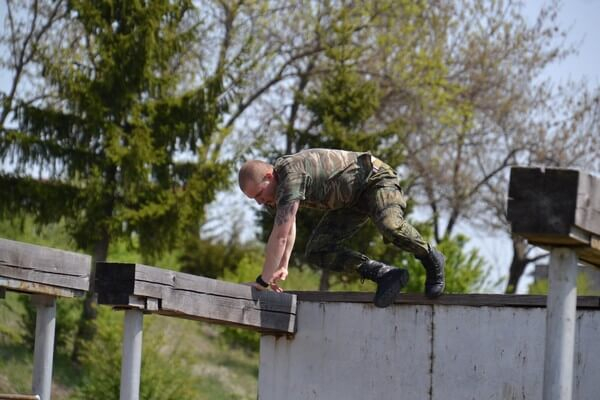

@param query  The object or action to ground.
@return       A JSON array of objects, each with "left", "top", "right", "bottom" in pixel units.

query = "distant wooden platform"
[
  {"left": 95, "top": 262, "right": 297, "bottom": 334},
  {"left": 0, "top": 238, "right": 91, "bottom": 297},
  {"left": 507, "top": 167, "right": 600, "bottom": 266},
  {"left": 290, "top": 292, "right": 600, "bottom": 309}
]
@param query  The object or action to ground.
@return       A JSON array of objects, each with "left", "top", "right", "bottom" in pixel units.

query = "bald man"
[{"left": 239, "top": 148, "right": 445, "bottom": 308}]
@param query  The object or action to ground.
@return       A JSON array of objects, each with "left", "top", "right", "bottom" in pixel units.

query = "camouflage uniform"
[{"left": 273, "top": 148, "right": 430, "bottom": 273}]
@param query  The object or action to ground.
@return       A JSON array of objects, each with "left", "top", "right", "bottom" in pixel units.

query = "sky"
[
  {"left": 468, "top": 0, "right": 600, "bottom": 293},
  {"left": 1, "top": 1, "right": 599, "bottom": 293}
]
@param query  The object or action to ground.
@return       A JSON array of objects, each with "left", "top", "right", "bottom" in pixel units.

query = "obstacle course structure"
[
  {"left": 2, "top": 166, "right": 599, "bottom": 400},
  {"left": 0, "top": 238, "right": 91, "bottom": 400}
]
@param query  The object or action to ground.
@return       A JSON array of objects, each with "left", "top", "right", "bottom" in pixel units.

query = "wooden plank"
[
  {"left": 95, "top": 262, "right": 297, "bottom": 334},
  {"left": 0, "top": 264, "right": 89, "bottom": 291},
  {"left": 97, "top": 262, "right": 297, "bottom": 314},
  {"left": 0, "top": 238, "right": 90, "bottom": 276},
  {"left": 507, "top": 167, "right": 579, "bottom": 236},
  {"left": 290, "top": 292, "right": 600, "bottom": 309},
  {"left": 507, "top": 167, "right": 600, "bottom": 267},
  {"left": 161, "top": 290, "right": 296, "bottom": 333},
  {"left": 575, "top": 170, "right": 600, "bottom": 234},
  {"left": 95, "top": 262, "right": 136, "bottom": 302},
  {"left": 0, "top": 277, "right": 83, "bottom": 298},
  {"left": 0, "top": 238, "right": 90, "bottom": 292},
  {"left": 170, "top": 272, "right": 297, "bottom": 314}
]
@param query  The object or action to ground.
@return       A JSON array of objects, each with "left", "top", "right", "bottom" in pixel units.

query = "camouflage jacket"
[{"left": 273, "top": 148, "right": 372, "bottom": 210}]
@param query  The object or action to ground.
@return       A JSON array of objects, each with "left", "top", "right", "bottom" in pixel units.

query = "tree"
[
  {"left": 251, "top": 1, "right": 490, "bottom": 292},
  {"left": 366, "top": 0, "right": 599, "bottom": 292},
  {"left": 0, "top": 0, "right": 232, "bottom": 358},
  {"left": 0, "top": 0, "right": 69, "bottom": 131}
]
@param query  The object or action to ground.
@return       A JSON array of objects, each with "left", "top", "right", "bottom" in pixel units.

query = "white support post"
[
  {"left": 543, "top": 248, "right": 578, "bottom": 400},
  {"left": 32, "top": 295, "right": 56, "bottom": 400},
  {"left": 120, "top": 309, "right": 144, "bottom": 400}
]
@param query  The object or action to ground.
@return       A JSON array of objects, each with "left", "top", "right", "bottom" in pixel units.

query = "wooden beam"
[
  {"left": 289, "top": 292, "right": 600, "bottom": 309},
  {"left": 96, "top": 262, "right": 297, "bottom": 335},
  {"left": 507, "top": 167, "right": 600, "bottom": 267},
  {"left": 0, "top": 238, "right": 90, "bottom": 296}
]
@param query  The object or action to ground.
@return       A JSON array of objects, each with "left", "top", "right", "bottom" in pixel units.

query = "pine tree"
[{"left": 0, "top": 0, "right": 230, "bottom": 357}]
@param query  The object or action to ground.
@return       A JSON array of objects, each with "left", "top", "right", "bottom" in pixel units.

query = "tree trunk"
[
  {"left": 505, "top": 236, "right": 529, "bottom": 294},
  {"left": 319, "top": 269, "right": 330, "bottom": 291},
  {"left": 71, "top": 230, "right": 110, "bottom": 362}
]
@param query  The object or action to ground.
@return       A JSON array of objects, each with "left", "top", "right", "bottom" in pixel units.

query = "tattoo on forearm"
[{"left": 275, "top": 203, "right": 294, "bottom": 226}]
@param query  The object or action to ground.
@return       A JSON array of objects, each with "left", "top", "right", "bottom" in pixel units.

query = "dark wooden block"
[
  {"left": 0, "top": 238, "right": 91, "bottom": 295},
  {"left": 507, "top": 167, "right": 600, "bottom": 266},
  {"left": 96, "top": 262, "right": 297, "bottom": 334}
]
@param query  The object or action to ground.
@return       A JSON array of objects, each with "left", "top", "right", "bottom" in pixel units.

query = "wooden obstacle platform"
[
  {"left": 95, "top": 262, "right": 296, "bottom": 334},
  {"left": 507, "top": 166, "right": 600, "bottom": 266}
]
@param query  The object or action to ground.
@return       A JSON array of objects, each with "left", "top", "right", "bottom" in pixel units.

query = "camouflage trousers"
[{"left": 305, "top": 159, "right": 430, "bottom": 272}]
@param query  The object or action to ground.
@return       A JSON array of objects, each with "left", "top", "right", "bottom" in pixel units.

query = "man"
[{"left": 239, "top": 148, "right": 445, "bottom": 308}]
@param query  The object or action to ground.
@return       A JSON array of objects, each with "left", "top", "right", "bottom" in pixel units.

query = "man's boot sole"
[{"left": 373, "top": 269, "right": 409, "bottom": 308}]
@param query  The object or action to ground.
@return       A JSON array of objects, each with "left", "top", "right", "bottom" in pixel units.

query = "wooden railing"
[
  {"left": 0, "top": 238, "right": 296, "bottom": 400},
  {"left": 508, "top": 166, "right": 600, "bottom": 400},
  {"left": 0, "top": 238, "right": 90, "bottom": 400}
]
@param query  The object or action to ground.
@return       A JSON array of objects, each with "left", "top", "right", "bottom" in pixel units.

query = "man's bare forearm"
[
  {"left": 261, "top": 231, "right": 288, "bottom": 282},
  {"left": 278, "top": 221, "right": 296, "bottom": 270},
  {"left": 261, "top": 201, "right": 298, "bottom": 283}
]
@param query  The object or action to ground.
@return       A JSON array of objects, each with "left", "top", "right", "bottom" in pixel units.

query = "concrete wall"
[{"left": 259, "top": 299, "right": 600, "bottom": 400}]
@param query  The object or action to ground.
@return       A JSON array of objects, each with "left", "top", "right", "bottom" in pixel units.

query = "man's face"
[{"left": 243, "top": 174, "right": 277, "bottom": 207}]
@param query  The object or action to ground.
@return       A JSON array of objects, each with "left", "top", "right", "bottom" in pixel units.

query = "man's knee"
[{"left": 374, "top": 207, "right": 428, "bottom": 256}]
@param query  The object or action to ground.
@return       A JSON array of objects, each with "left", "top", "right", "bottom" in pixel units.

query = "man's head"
[{"left": 238, "top": 160, "right": 277, "bottom": 207}]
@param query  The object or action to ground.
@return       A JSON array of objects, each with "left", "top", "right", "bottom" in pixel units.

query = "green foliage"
[
  {"left": 180, "top": 237, "right": 259, "bottom": 279},
  {"left": 528, "top": 271, "right": 600, "bottom": 296},
  {"left": 73, "top": 309, "right": 199, "bottom": 400},
  {"left": 402, "top": 234, "right": 489, "bottom": 294},
  {"left": 1, "top": 0, "right": 231, "bottom": 259},
  {"left": 18, "top": 296, "right": 82, "bottom": 354}
]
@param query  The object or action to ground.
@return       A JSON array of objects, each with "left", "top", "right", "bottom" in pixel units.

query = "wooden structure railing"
[
  {"left": 94, "top": 262, "right": 296, "bottom": 400},
  {"left": 95, "top": 262, "right": 296, "bottom": 334},
  {"left": 0, "top": 238, "right": 297, "bottom": 400},
  {"left": 0, "top": 238, "right": 91, "bottom": 400},
  {"left": 507, "top": 166, "right": 600, "bottom": 400}
]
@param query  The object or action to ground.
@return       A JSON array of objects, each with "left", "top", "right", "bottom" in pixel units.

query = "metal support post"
[
  {"left": 120, "top": 309, "right": 144, "bottom": 400},
  {"left": 543, "top": 248, "right": 578, "bottom": 400},
  {"left": 32, "top": 295, "right": 56, "bottom": 400}
]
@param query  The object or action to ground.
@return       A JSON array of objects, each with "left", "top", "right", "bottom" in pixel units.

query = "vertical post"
[
  {"left": 32, "top": 295, "right": 56, "bottom": 400},
  {"left": 543, "top": 248, "right": 578, "bottom": 400},
  {"left": 120, "top": 309, "right": 144, "bottom": 400}
]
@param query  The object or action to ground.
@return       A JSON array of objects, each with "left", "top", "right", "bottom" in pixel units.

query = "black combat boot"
[
  {"left": 358, "top": 260, "right": 409, "bottom": 308},
  {"left": 417, "top": 246, "right": 445, "bottom": 298}
]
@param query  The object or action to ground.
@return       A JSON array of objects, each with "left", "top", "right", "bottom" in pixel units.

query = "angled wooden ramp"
[
  {"left": 96, "top": 262, "right": 297, "bottom": 334},
  {"left": 95, "top": 262, "right": 297, "bottom": 400}
]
